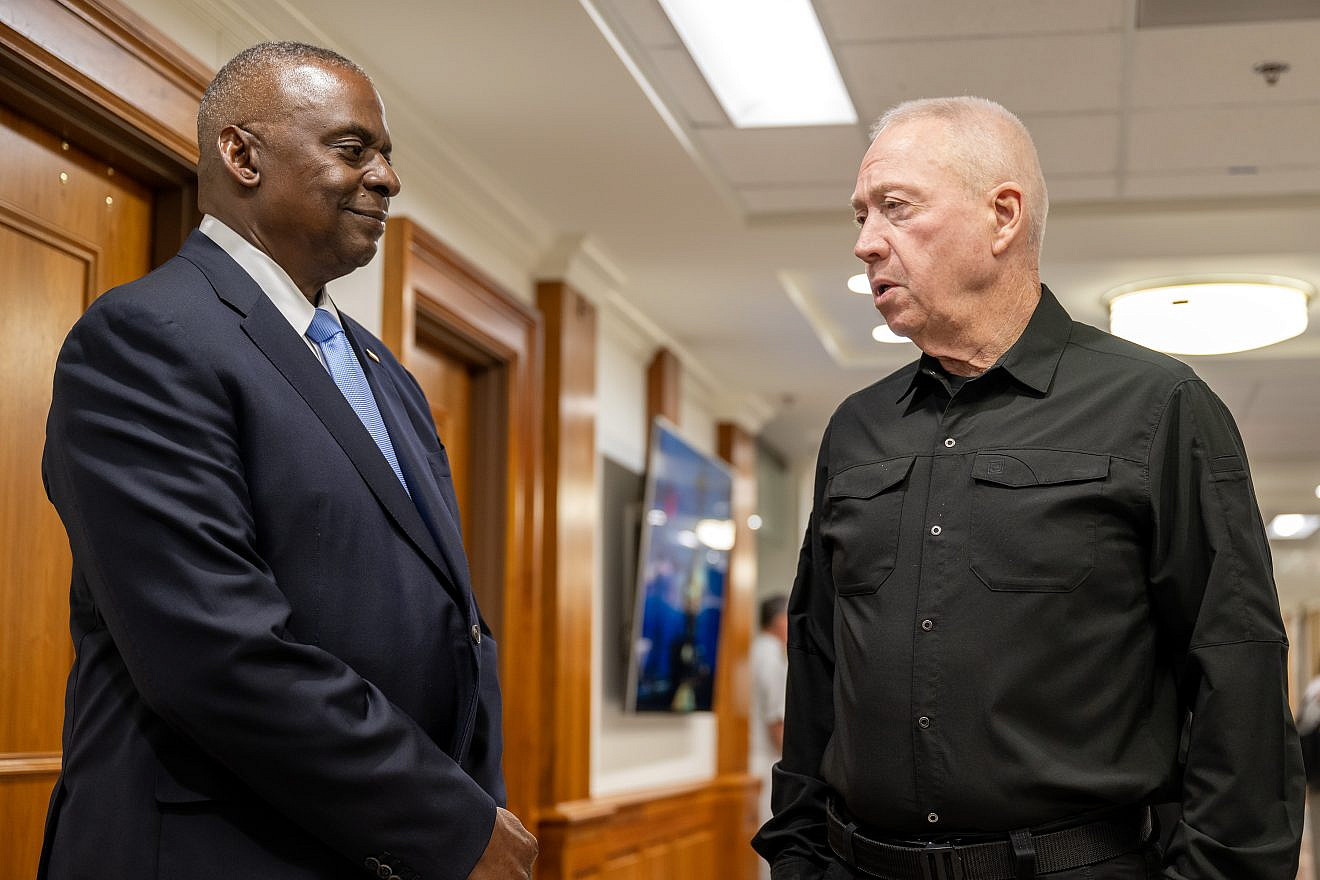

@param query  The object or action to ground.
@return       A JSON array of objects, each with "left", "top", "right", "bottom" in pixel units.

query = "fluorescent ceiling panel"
[{"left": 657, "top": 0, "right": 857, "bottom": 127}]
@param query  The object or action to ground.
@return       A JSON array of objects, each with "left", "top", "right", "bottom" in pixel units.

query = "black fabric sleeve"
[
  {"left": 1146, "top": 379, "right": 1304, "bottom": 879},
  {"left": 754, "top": 426, "right": 837, "bottom": 877}
]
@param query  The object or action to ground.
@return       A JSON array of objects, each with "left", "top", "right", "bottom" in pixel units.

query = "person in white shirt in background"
[{"left": 751, "top": 594, "right": 790, "bottom": 879}]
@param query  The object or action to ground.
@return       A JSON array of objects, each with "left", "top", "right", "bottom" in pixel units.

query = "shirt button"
[
  {"left": 944, "top": 438, "right": 956, "bottom": 448},
  {"left": 930, "top": 525, "right": 942, "bottom": 536},
  {"left": 471, "top": 624, "right": 482, "bottom": 645},
  {"left": 918, "top": 716, "right": 931, "bottom": 729},
  {"left": 921, "top": 619, "right": 934, "bottom": 632},
  {"left": 927, "top": 812, "right": 940, "bottom": 824}
]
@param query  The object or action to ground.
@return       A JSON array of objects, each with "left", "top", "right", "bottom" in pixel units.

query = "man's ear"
[
  {"left": 988, "top": 182, "right": 1025, "bottom": 256},
  {"left": 217, "top": 125, "right": 260, "bottom": 189}
]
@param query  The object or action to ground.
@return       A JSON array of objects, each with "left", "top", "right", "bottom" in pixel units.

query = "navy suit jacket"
[{"left": 39, "top": 231, "right": 504, "bottom": 880}]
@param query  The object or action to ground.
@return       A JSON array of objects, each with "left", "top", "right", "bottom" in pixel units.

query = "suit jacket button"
[
  {"left": 377, "top": 865, "right": 392, "bottom": 879},
  {"left": 471, "top": 624, "right": 481, "bottom": 645},
  {"left": 364, "top": 857, "right": 380, "bottom": 872}
]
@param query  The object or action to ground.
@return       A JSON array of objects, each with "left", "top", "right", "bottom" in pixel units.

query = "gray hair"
[
  {"left": 870, "top": 96, "right": 1049, "bottom": 255},
  {"left": 196, "top": 41, "right": 368, "bottom": 159}
]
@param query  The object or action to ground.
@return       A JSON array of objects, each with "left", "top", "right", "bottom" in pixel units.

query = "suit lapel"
[
  {"left": 178, "top": 233, "right": 456, "bottom": 592},
  {"left": 341, "top": 319, "right": 475, "bottom": 598}
]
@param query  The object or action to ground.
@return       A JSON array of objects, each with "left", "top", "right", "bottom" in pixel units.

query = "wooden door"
[
  {"left": 408, "top": 344, "right": 475, "bottom": 524},
  {"left": 0, "top": 101, "right": 154, "bottom": 880}
]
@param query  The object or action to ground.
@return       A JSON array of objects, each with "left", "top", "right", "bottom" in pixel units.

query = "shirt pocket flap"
[
  {"left": 828, "top": 455, "right": 916, "bottom": 500},
  {"left": 972, "top": 450, "right": 1109, "bottom": 487}
]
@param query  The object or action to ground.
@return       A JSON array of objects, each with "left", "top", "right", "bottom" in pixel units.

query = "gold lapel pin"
[{"left": 365, "top": 348, "right": 381, "bottom": 364}]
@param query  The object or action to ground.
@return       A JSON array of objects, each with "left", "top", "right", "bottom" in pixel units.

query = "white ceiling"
[{"left": 142, "top": 0, "right": 1320, "bottom": 602}]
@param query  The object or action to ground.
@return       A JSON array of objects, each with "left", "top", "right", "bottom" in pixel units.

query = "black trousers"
[{"left": 823, "top": 846, "right": 1158, "bottom": 879}]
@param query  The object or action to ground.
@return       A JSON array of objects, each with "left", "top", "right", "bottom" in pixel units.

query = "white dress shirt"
[{"left": 198, "top": 214, "right": 344, "bottom": 368}]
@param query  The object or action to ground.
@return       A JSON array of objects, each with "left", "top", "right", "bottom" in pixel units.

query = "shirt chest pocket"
[
  {"left": 821, "top": 455, "right": 915, "bottom": 596},
  {"left": 969, "top": 449, "right": 1109, "bottom": 592}
]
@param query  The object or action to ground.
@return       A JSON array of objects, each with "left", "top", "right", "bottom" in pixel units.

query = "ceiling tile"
[
  {"left": 1127, "top": 105, "right": 1320, "bottom": 171},
  {"left": 740, "top": 184, "right": 855, "bottom": 214},
  {"left": 1022, "top": 113, "right": 1121, "bottom": 175},
  {"left": 838, "top": 33, "right": 1124, "bottom": 119},
  {"left": 1138, "top": 0, "right": 1320, "bottom": 28},
  {"left": 819, "top": 0, "right": 1125, "bottom": 41},
  {"left": 695, "top": 126, "right": 867, "bottom": 188},
  {"left": 1130, "top": 21, "right": 1320, "bottom": 108},
  {"left": 606, "top": 0, "right": 679, "bottom": 47},
  {"left": 1123, "top": 166, "right": 1320, "bottom": 199},
  {"left": 648, "top": 47, "right": 727, "bottom": 126},
  {"left": 1045, "top": 175, "right": 1121, "bottom": 202}
]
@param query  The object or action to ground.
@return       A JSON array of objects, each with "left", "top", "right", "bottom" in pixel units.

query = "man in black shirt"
[{"left": 752, "top": 97, "right": 1303, "bottom": 879}]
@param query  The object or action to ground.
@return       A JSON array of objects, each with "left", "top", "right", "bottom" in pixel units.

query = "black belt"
[{"left": 826, "top": 800, "right": 1146, "bottom": 880}]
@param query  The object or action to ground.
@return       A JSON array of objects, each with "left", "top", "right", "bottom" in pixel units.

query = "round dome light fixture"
[
  {"left": 1106, "top": 275, "right": 1313, "bottom": 356},
  {"left": 847, "top": 273, "right": 870, "bottom": 294}
]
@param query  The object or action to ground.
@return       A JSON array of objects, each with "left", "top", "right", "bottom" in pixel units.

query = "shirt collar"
[
  {"left": 897, "top": 284, "right": 1071, "bottom": 402},
  {"left": 198, "top": 215, "right": 341, "bottom": 334}
]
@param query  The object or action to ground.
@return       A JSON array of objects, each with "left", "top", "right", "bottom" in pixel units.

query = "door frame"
[{"left": 382, "top": 216, "right": 545, "bottom": 833}]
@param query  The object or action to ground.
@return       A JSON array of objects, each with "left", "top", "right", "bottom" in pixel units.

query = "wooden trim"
[
  {"left": 716, "top": 424, "right": 757, "bottom": 777},
  {"left": 0, "top": 753, "right": 62, "bottom": 777},
  {"left": 381, "top": 216, "right": 545, "bottom": 836},
  {"left": 536, "top": 281, "right": 597, "bottom": 806},
  {"left": 646, "top": 347, "right": 680, "bottom": 427},
  {"left": 536, "top": 774, "right": 759, "bottom": 880},
  {"left": 0, "top": 0, "right": 207, "bottom": 173},
  {"left": 716, "top": 423, "right": 759, "bottom": 880}
]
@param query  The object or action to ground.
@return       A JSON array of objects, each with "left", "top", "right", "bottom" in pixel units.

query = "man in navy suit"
[{"left": 39, "top": 42, "right": 536, "bottom": 879}]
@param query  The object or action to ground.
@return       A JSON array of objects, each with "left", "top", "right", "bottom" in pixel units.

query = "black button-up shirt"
[{"left": 754, "top": 287, "right": 1304, "bottom": 879}]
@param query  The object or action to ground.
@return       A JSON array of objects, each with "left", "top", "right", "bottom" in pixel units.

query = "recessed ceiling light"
[
  {"left": 872, "top": 324, "right": 909, "bottom": 344},
  {"left": 847, "top": 273, "right": 870, "bottom": 294},
  {"left": 657, "top": 0, "right": 857, "bottom": 128},
  {"left": 1315, "top": 484, "right": 1320, "bottom": 500},
  {"left": 1266, "top": 513, "right": 1320, "bottom": 541},
  {"left": 1106, "top": 275, "right": 1313, "bottom": 355}
]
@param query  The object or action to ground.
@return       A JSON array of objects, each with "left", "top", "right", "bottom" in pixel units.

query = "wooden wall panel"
[
  {"left": 716, "top": 423, "right": 758, "bottom": 777},
  {"left": 536, "top": 776, "right": 759, "bottom": 880},
  {"left": 646, "top": 348, "right": 680, "bottom": 428},
  {"left": 536, "top": 281, "right": 597, "bottom": 806}
]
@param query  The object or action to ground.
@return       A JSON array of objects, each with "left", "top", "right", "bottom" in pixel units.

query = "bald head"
[
  {"left": 871, "top": 97, "right": 1048, "bottom": 258},
  {"left": 196, "top": 42, "right": 367, "bottom": 181}
]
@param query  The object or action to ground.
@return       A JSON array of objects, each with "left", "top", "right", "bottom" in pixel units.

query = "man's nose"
[
  {"left": 854, "top": 220, "right": 889, "bottom": 263},
  {"left": 366, "top": 154, "right": 401, "bottom": 197}
]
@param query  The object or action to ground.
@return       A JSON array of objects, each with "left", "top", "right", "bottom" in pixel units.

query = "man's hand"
[{"left": 468, "top": 807, "right": 537, "bottom": 879}]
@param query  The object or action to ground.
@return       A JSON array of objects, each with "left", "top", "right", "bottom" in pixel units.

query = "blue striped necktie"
[{"left": 306, "top": 308, "right": 409, "bottom": 494}]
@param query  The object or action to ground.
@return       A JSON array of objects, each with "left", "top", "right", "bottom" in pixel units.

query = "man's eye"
[
  {"left": 883, "top": 200, "right": 902, "bottom": 212},
  {"left": 854, "top": 214, "right": 866, "bottom": 227},
  {"left": 338, "top": 143, "right": 366, "bottom": 160}
]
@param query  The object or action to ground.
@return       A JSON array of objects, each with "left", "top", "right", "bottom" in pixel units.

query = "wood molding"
[
  {"left": 536, "top": 775, "right": 759, "bottom": 880},
  {"left": 0, "top": 753, "right": 61, "bottom": 777},
  {"left": 0, "top": 0, "right": 208, "bottom": 175},
  {"left": 536, "top": 281, "right": 597, "bottom": 806},
  {"left": 381, "top": 216, "right": 545, "bottom": 835},
  {"left": 646, "top": 347, "right": 680, "bottom": 428},
  {"left": 716, "top": 423, "right": 758, "bottom": 778}
]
